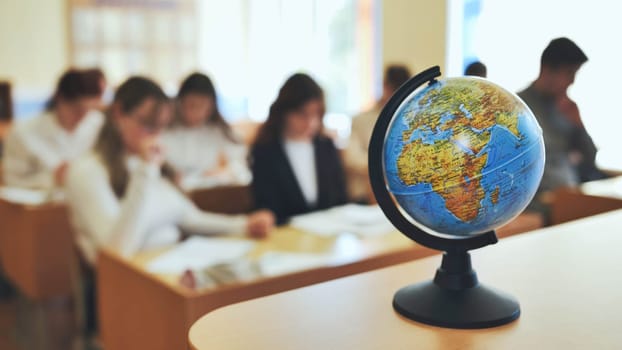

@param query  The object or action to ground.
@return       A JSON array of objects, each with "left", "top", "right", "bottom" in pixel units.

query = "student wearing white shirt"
[
  {"left": 162, "top": 73, "right": 250, "bottom": 190},
  {"left": 65, "top": 77, "right": 274, "bottom": 264},
  {"left": 250, "top": 73, "right": 348, "bottom": 224},
  {"left": 344, "top": 64, "right": 411, "bottom": 203},
  {"left": 2, "top": 69, "right": 104, "bottom": 190}
]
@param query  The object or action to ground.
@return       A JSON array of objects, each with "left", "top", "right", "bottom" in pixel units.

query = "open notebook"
[
  {"left": 147, "top": 236, "right": 341, "bottom": 290},
  {"left": 146, "top": 236, "right": 256, "bottom": 275},
  {"left": 289, "top": 204, "right": 395, "bottom": 237},
  {"left": 147, "top": 204, "right": 395, "bottom": 289}
]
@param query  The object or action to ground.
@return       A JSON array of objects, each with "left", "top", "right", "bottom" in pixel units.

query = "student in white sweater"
[
  {"left": 65, "top": 77, "right": 274, "bottom": 264},
  {"left": 2, "top": 69, "right": 104, "bottom": 190},
  {"left": 162, "top": 73, "right": 250, "bottom": 190}
]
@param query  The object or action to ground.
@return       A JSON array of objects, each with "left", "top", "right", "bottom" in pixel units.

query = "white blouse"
[
  {"left": 65, "top": 153, "right": 248, "bottom": 264},
  {"left": 283, "top": 140, "right": 318, "bottom": 206},
  {"left": 2, "top": 110, "right": 104, "bottom": 190},
  {"left": 161, "top": 125, "right": 251, "bottom": 190}
]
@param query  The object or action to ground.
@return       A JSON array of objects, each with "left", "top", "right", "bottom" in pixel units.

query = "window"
[
  {"left": 70, "top": 0, "right": 197, "bottom": 91},
  {"left": 461, "top": 0, "right": 622, "bottom": 171},
  {"left": 198, "top": 0, "right": 380, "bottom": 130},
  {"left": 70, "top": 0, "right": 380, "bottom": 133}
]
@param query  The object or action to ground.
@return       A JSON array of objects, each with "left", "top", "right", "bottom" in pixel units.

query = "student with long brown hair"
[
  {"left": 250, "top": 73, "right": 348, "bottom": 224},
  {"left": 162, "top": 73, "right": 250, "bottom": 189},
  {"left": 65, "top": 76, "right": 274, "bottom": 264},
  {"left": 2, "top": 69, "right": 104, "bottom": 190}
]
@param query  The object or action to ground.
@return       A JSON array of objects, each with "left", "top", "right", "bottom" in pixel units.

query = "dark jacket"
[{"left": 250, "top": 136, "right": 348, "bottom": 224}]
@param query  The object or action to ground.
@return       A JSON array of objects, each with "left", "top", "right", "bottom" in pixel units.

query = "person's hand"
[
  {"left": 246, "top": 210, "right": 275, "bottom": 239},
  {"left": 569, "top": 150, "right": 583, "bottom": 166},
  {"left": 173, "top": 172, "right": 183, "bottom": 187},
  {"left": 138, "top": 136, "right": 165, "bottom": 166},
  {"left": 217, "top": 152, "right": 229, "bottom": 169},
  {"left": 179, "top": 269, "right": 197, "bottom": 290},
  {"left": 54, "top": 162, "right": 69, "bottom": 186},
  {"left": 557, "top": 95, "right": 583, "bottom": 127},
  {"left": 204, "top": 152, "right": 230, "bottom": 177}
]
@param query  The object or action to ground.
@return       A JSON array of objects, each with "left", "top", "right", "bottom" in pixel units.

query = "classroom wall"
[
  {"left": 0, "top": 0, "right": 451, "bottom": 112},
  {"left": 382, "top": 0, "right": 448, "bottom": 76},
  {"left": 0, "top": 0, "right": 450, "bottom": 88},
  {"left": 0, "top": 0, "right": 69, "bottom": 91}
]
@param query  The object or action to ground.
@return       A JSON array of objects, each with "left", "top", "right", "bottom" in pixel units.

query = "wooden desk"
[
  {"left": 0, "top": 198, "right": 76, "bottom": 300},
  {"left": 98, "top": 213, "right": 540, "bottom": 350},
  {"left": 0, "top": 184, "right": 251, "bottom": 300},
  {"left": 0, "top": 195, "right": 82, "bottom": 349},
  {"left": 551, "top": 176, "right": 622, "bottom": 224},
  {"left": 189, "top": 210, "right": 622, "bottom": 350}
]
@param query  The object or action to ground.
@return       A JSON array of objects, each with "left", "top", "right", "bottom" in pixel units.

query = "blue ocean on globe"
[{"left": 383, "top": 77, "right": 544, "bottom": 236}]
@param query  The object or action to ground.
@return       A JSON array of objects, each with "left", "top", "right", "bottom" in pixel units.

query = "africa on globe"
[{"left": 383, "top": 77, "right": 544, "bottom": 237}]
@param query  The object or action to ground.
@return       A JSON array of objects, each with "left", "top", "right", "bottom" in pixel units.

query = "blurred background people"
[
  {"left": 250, "top": 73, "right": 348, "bottom": 224},
  {"left": 66, "top": 76, "right": 274, "bottom": 264},
  {"left": 464, "top": 61, "right": 487, "bottom": 78},
  {"left": 344, "top": 64, "right": 411, "bottom": 203},
  {"left": 518, "top": 37, "right": 605, "bottom": 221},
  {"left": 2, "top": 69, "right": 104, "bottom": 190},
  {"left": 162, "top": 72, "right": 250, "bottom": 190}
]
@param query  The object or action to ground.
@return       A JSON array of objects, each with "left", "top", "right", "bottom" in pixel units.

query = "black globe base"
[
  {"left": 393, "top": 250, "right": 520, "bottom": 329},
  {"left": 393, "top": 281, "right": 520, "bottom": 329}
]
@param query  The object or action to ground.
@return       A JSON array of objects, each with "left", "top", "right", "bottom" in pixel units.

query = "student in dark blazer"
[{"left": 250, "top": 73, "right": 348, "bottom": 224}]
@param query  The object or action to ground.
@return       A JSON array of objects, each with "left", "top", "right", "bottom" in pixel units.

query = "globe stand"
[
  {"left": 393, "top": 250, "right": 520, "bottom": 328},
  {"left": 368, "top": 66, "right": 522, "bottom": 330}
]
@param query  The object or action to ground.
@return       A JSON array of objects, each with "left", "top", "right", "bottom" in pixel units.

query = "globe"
[
  {"left": 370, "top": 67, "right": 535, "bottom": 328},
  {"left": 383, "top": 76, "right": 544, "bottom": 237}
]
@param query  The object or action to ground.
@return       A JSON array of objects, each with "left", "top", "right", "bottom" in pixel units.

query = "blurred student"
[
  {"left": 162, "top": 73, "right": 250, "bottom": 190},
  {"left": 518, "top": 37, "right": 602, "bottom": 194},
  {"left": 2, "top": 69, "right": 104, "bottom": 190},
  {"left": 556, "top": 93, "right": 606, "bottom": 182},
  {"left": 465, "top": 61, "right": 487, "bottom": 78},
  {"left": 65, "top": 76, "right": 274, "bottom": 265},
  {"left": 518, "top": 37, "right": 606, "bottom": 222},
  {"left": 250, "top": 73, "right": 347, "bottom": 224},
  {"left": 85, "top": 67, "right": 109, "bottom": 108},
  {"left": 345, "top": 64, "right": 411, "bottom": 202}
]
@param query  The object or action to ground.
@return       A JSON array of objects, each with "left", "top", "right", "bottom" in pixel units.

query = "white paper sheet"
[
  {"left": 581, "top": 176, "right": 622, "bottom": 199},
  {"left": 289, "top": 204, "right": 394, "bottom": 237},
  {"left": 147, "top": 237, "right": 255, "bottom": 274},
  {"left": 258, "top": 251, "right": 335, "bottom": 277},
  {"left": 0, "top": 187, "right": 64, "bottom": 205}
]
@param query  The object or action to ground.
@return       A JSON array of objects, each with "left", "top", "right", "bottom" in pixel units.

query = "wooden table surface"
[
  {"left": 98, "top": 212, "right": 540, "bottom": 350},
  {"left": 189, "top": 209, "right": 622, "bottom": 350}
]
